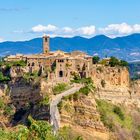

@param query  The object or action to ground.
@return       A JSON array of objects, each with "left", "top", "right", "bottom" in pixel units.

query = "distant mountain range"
[{"left": 1, "top": 33, "right": 140, "bottom": 61}]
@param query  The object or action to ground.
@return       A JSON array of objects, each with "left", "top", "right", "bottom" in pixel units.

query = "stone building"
[{"left": 5, "top": 35, "right": 93, "bottom": 83}]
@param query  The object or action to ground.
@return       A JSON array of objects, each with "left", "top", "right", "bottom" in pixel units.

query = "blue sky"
[{"left": 0, "top": 0, "right": 140, "bottom": 41}]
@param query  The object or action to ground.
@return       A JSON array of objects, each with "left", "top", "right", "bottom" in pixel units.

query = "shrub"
[
  {"left": 92, "top": 56, "right": 100, "bottom": 64},
  {"left": 96, "top": 67, "right": 103, "bottom": 73},
  {"left": 27, "top": 116, "right": 55, "bottom": 140},
  {"left": 96, "top": 99, "right": 132, "bottom": 132},
  {"left": 4, "top": 105, "right": 14, "bottom": 116},
  {"left": 0, "top": 72, "right": 10, "bottom": 82},
  {"left": 58, "top": 101, "right": 63, "bottom": 111},
  {"left": 0, "top": 116, "right": 83, "bottom": 140},
  {"left": 53, "top": 83, "right": 67, "bottom": 95},
  {"left": 109, "top": 57, "right": 128, "bottom": 67},
  {"left": 113, "top": 106, "right": 125, "bottom": 120},
  {"left": 23, "top": 71, "right": 39, "bottom": 82},
  {"left": 57, "top": 126, "right": 83, "bottom": 140},
  {"left": 79, "top": 86, "right": 90, "bottom": 96},
  {"left": 0, "top": 60, "right": 26, "bottom": 68},
  {"left": 81, "top": 77, "right": 93, "bottom": 85},
  {"left": 109, "top": 56, "right": 120, "bottom": 67},
  {"left": 71, "top": 73, "right": 81, "bottom": 83},
  {"left": 119, "top": 60, "right": 128, "bottom": 67},
  {"left": 133, "top": 125, "right": 140, "bottom": 140},
  {"left": 12, "top": 60, "right": 27, "bottom": 67},
  {"left": 39, "top": 95, "right": 50, "bottom": 106},
  {"left": 0, "top": 98, "right": 5, "bottom": 109},
  {"left": 72, "top": 77, "right": 94, "bottom": 96},
  {"left": 96, "top": 100, "right": 115, "bottom": 131},
  {"left": 73, "top": 92, "right": 80, "bottom": 101},
  {"left": 99, "top": 59, "right": 109, "bottom": 66}
]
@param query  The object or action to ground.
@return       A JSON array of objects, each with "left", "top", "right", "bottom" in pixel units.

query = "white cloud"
[
  {"left": 31, "top": 24, "right": 58, "bottom": 33},
  {"left": 99, "top": 23, "right": 140, "bottom": 37},
  {"left": 93, "top": 53, "right": 99, "bottom": 56},
  {"left": 31, "top": 24, "right": 96, "bottom": 37},
  {"left": 99, "top": 23, "right": 133, "bottom": 35},
  {"left": 62, "top": 27, "right": 73, "bottom": 34},
  {"left": 77, "top": 26, "right": 96, "bottom": 36},
  {"left": 133, "top": 24, "right": 140, "bottom": 32},
  {"left": 130, "top": 52, "right": 140, "bottom": 56},
  {"left": 26, "top": 23, "right": 140, "bottom": 38},
  {"left": 0, "top": 37, "right": 4, "bottom": 42}
]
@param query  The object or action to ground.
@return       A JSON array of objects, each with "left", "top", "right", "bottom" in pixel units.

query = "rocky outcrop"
[
  {"left": 59, "top": 93, "right": 108, "bottom": 139},
  {"left": 10, "top": 66, "right": 30, "bottom": 78},
  {"left": 9, "top": 78, "right": 42, "bottom": 110},
  {"left": 130, "top": 80, "right": 140, "bottom": 96},
  {"left": 90, "top": 65, "right": 137, "bottom": 107},
  {"left": 0, "top": 84, "right": 8, "bottom": 97},
  {"left": 91, "top": 65, "right": 130, "bottom": 89}
]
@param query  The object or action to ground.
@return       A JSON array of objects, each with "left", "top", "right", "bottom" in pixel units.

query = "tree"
[
  {"left": 119, "top": 60, "right": 128, "bottom": 67},
  {"left": 109, "top": 56, "right": 119, "bottom": 67},
  {"left": 92, "top": 56, "right": 100, "bottom": 64},
  {"left": 0, "top": 72, "right": 10, "bottom": 82}
]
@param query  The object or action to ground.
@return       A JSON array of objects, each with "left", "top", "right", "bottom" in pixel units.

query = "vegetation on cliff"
[
  {"left": 58, "top": 77, "right": 95, "bottom": 112},
  {"left": 52, "top": 83, "right": 68, "bottom": 95},
  {"left": 0, "top": 60, "right": 26, "bottom": 68},
  {"left": 96, "top": 99, "right": 140, "bottom": 140},
  {"left": 0, "top": 97, "right": 14, "bottom": 117},
  {"left": 0, "top": 116, "right": 83, "bottom": 140},
  {"left": 92, "top": 56, "right": 100, "bottom": 64},
  {"left": 0, "top": 59, "right": 27, "bottom": 83},
  {"left": 0, "top": 71, "right": 10, "bottom": 82},
  {"left": 71, "top": 75, "right": 95, "bottom": 95},
  {"left": 93, "top": 56, "right": 128, "bottom": 67},
  {"left": 96, "top": 100, "right": 132, "bottom": 130},
  {"left": 23, "top": 71, "right": 39, "bottom": 83},
  {"left": 109, "top": 56, "right": 128, "bottom": 67}
]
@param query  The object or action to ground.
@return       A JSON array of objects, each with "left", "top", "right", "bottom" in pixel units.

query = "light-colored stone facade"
[
  {"left": 5, "top": 35, "right": 93, "bottom": 83},
  {"left": 5, "top": 35, "right": 130, "bottom": 87}
]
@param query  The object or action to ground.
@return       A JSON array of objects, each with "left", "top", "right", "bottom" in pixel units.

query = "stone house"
[{"left": 5, "top": 35, "right": 93, "bottom": 83}]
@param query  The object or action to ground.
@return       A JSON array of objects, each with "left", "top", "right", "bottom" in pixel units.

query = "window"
[
  {"left": 58, "top": 59, "right": 64, "bottom": 63},
  {"left": 32, "top": 62, "right": 35, "bottom": 66},
  {"left": 45, "top": 38, "right": 48, "bottom": 42},
  {"left": 59, "top": 71, "right": 63, "bottom": 77}
]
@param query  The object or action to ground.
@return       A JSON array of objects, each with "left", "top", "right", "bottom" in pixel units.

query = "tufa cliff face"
[
  {"left": 91, "top": 65, "right": 130, "bottom": 89},
  {"left": 8, "top": 65, "right": 132, "bottom": 110},
  {"left": 131, "top": 80, "right": 140, "bottom": 96},
  {"left": 90, "top": 65, "right": 131, "bottom": 99},
  {"left": 10, "top": 66, "right": 30, "bottom": 78},
  {"left": 0, "top": 84, "right": 8, "bottom": 97},
  {"left": 59, "top": 93, "right": 109, "bottom": 140}
]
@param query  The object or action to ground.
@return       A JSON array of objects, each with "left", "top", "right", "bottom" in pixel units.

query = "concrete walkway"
[{"left": 50, "top": 84, "right": 83, "bottom": 134}]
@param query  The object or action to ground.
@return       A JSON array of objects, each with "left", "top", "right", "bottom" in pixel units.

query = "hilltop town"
[
  {"left": 5, "top": 35, "right": 129, "bottom": 85},
  {"left": 0, "top": 35, "right": 140, "bottom": 140},
  {"left": 5, "top": 35, "right": 93, "bottom": 83}
]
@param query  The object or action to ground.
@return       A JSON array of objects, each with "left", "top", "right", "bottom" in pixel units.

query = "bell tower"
[{"left": 43, "top": 35, "right": 50, "bottom": 54}]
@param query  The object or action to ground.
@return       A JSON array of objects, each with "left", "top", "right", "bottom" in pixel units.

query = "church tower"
[{"left": 43, "top": 35, "right": 50, "bottom": 54}]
